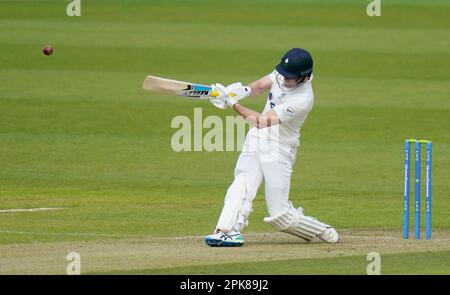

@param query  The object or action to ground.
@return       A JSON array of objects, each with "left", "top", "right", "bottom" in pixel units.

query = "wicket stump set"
[{"left": 403, "top": 139, "right": 432, "bottom": 240}]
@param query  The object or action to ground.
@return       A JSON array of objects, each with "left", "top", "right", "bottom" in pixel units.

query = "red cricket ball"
[{"left": 43, "top": 45, "right": 53, "bottom": 56}]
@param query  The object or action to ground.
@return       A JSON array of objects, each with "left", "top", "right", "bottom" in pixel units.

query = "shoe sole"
[{"left": 204, "top": 237, "right": 244, "bottom": 247}]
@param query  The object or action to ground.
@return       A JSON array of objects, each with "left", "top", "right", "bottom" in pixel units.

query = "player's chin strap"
[
  {"left": 275, "top": 73, "right": 308, "bottom": 92},
  {"left": 264, "top": 206, "right": 328, "bottom": 242}
]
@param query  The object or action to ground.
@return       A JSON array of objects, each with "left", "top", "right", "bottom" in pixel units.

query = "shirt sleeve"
[
  {"left": 273, "top": 92, "right": 313, "bottom": 123},
  {"left": 268, "top": 71, "right": 277, "bottom": 84}
]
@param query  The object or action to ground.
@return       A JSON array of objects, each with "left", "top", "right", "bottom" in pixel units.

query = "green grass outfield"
[{"left": 0, "top": 0, "right": 449, "bottom": 274}]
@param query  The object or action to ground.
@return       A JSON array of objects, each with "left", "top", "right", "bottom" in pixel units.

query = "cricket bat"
[{"left": 142, "top": 75, "right": 219, "bottom": 100}]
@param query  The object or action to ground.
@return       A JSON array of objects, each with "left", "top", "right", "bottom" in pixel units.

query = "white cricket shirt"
[{"left": 247, "top": 71, "right": 314, "bottom": 147}]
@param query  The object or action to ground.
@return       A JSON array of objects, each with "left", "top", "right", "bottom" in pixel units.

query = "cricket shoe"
[
  {"left": 318, "top": 227, "right": 340, "bottom": 243},
  {"left": 204, "top": 230, "right": 244, "bottom": 247}
]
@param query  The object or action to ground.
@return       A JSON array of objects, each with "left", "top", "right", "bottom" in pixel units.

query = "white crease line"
[
  {"left": 0, "top": 208, "right": 65, "bottom": 213},
  {"left": 344, "top": 235, "right": 400, "bottom": 240},
  {"left": 0, "top": 230, "right": 199, "bottom": 239},
  {"left": 0, "top": 230, "right": 132, "bottom": 238},
  {"left": 345, "top": 235, "right": 450, "bottom": 241},
  {"left": 1, "top": 230, "right": 448, "bottom": 242}
]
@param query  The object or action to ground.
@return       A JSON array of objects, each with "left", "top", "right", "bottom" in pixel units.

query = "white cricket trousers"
[{"left": 215, "top": 134, "right": 298, "bottom": 232}]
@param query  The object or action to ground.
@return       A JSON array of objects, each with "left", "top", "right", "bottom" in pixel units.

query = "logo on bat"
[{"left": 182, "top": 85, "right": 213, "bottom": 98}]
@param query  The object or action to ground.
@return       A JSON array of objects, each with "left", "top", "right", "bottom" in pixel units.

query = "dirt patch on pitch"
[{"left": 0, "top": 228, "right": 449, "bottom": 274}]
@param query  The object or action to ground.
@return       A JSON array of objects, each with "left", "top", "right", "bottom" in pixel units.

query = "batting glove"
[
  {"left": 225, "top": 82, "right": 252, "bottom": 101},
  {"left": 209, "top": 83, "right": 237, "bottom": 109}
]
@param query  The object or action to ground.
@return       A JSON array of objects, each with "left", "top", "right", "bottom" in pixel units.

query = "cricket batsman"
[{"left": 205, "top": 48, "right": 339, "bottom": 246}]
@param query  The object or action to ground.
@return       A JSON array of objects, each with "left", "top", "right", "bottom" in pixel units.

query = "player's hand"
[
  {"left": 225, "top": 82, "right": 251, "bottom": 101},
  {"left": 209, "top": 83, "right": 237, "bottom": 109}
]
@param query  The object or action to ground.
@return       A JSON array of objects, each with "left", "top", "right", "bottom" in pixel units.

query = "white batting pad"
[{"left": 263, "top": 208, "right": 328, "bottom": 241}]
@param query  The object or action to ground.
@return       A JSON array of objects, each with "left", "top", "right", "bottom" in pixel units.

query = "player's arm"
[
  {"left": 229, "top": 75, "right": 276, "bottom": 128},
  {"left": 247, "top": 75, "right": 272, "bottom": 97},
  {"left": 224, "top": 75, "right": 272, "bottom": 101},
  {"left": 232, "top": 104, "right": 279, "bottom": 129},
  {"left": 210, "top": 83, "right": 279, "bottom": 128}
]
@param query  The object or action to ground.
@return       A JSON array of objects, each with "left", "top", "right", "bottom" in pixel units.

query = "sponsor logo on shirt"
[{"left": 268, "top": 92, "right": 276, "bottom": 108}]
